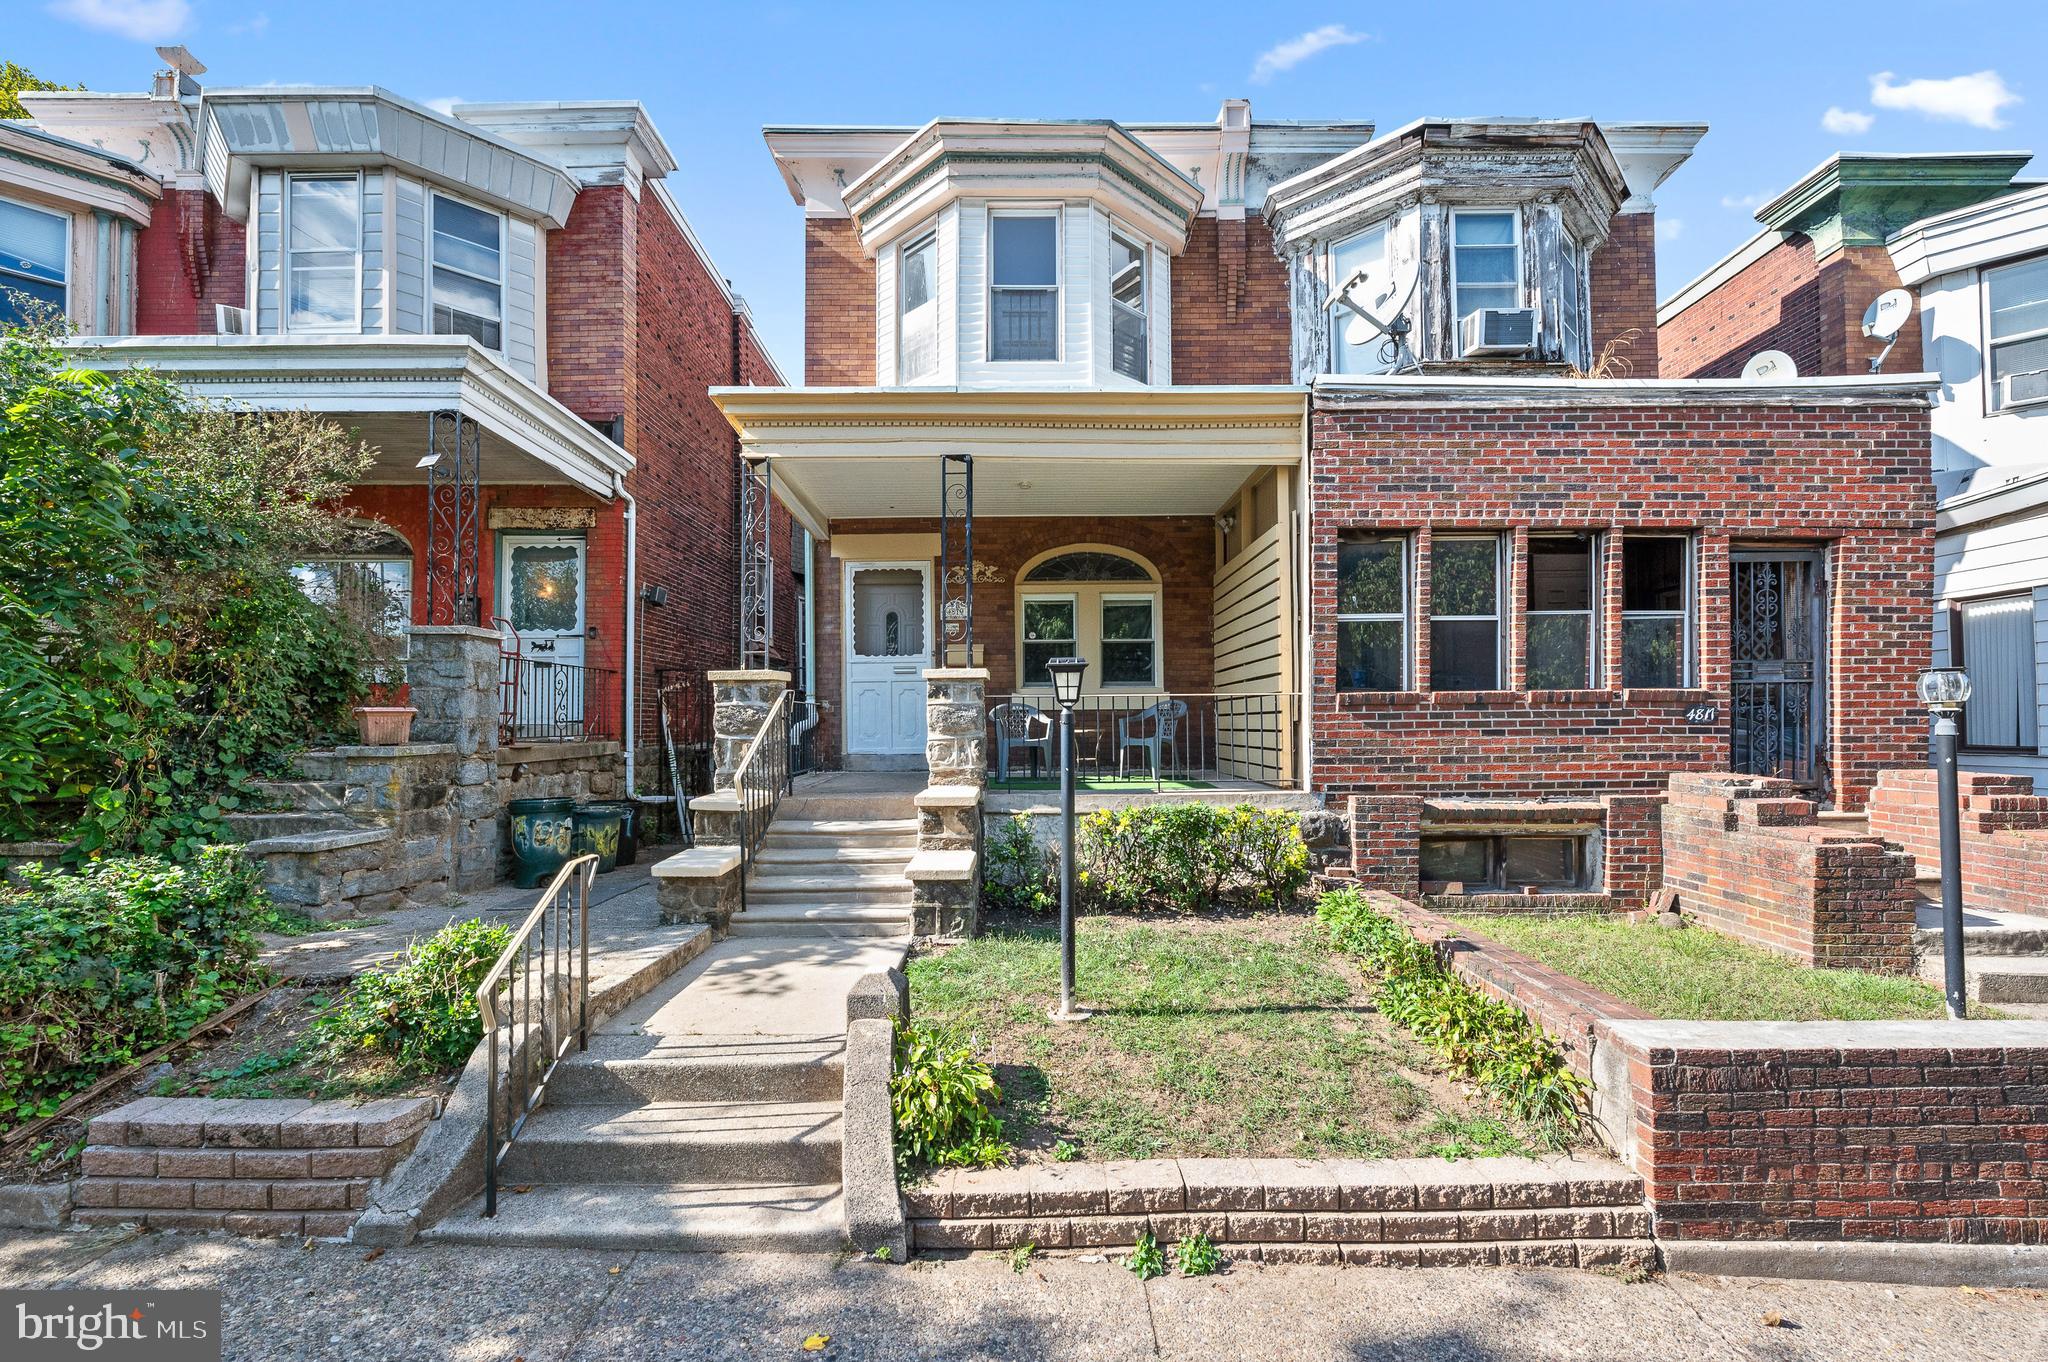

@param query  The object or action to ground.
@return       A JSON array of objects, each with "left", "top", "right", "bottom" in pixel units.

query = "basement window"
[{"left": 1419, "top": 835, "right": 1587, "bottom": 893}]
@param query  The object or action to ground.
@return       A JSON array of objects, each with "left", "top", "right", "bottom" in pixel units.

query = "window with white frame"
[
  {"left": 1431, "top": 534, "right": 1503, "bottom": 690},
  {"left": 1954, "top": 594, "right": 2040, "bottom": 751},
  {"left": 293, "top": 526, "right": 414, "bottom": 660},
  {"left": 431, "top": 193, "right": 504, "bottom": 350},
  {"left": 1527, "top": 533, "right": 1598, "bottom": 689},
  {"left": 1450, "top": 210, "right": 1519, "bottom": 347},
  {"left": 1988, "top": 254, "right": 2048, "bottom": 412},
  {"left": 0, "top": 198, "right": 67, "bottom": 327},
  {"left": 897, "top": 230, "right": 939, "bottom": 382},
  {"left": 1336, "top": 532, "right": 1406, "bottom": 691},
  {"left": 1108, "top": 230, "right": 1148, "bottom": 382},
  {"left": 1020, "top": 596, "right": 1077, "bottom": 688},
  {"left": 988, "top": 212, "right": 1059, "bottom": 362},
  {"left": 1327, "top": 222, "right": 1390, "bottom": 374},
  {"left": 1556, "top": 242, "right": 1587, "bottom": 367},
  {"left": 1621, "top": 535, "right": 1691, "bottom": 687},
  {"left": 286, "top": 176, "right": 360, "bottom": 332},
  {"left": 1100, "top": 595, "right": 1156, "bottom": 686}
]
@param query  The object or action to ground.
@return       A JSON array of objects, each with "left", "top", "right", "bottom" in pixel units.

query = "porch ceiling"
[
  {"left": 710, "top": 385, "right": 1306, "bottom": 536},
  {"left": 61, "top": 335, "right": 632, "bottom": 499}
]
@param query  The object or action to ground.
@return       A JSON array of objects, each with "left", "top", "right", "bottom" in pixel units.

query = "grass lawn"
[
  {"left": 1447, "top": 913, "right": 1953, "bottom": 1021},
  {"left": 907, "top": 912, "right": 1555, "bottom": 1163}
]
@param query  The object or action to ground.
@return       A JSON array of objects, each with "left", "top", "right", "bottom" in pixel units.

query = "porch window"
[
  {"left": 1450, "top": 210, "right": 1519, "bottom": 348},
  {"left": 1988, "top": 254, "right": 2048, "bottom": 412},
  {"left": 1431, "top": 534, "right": 1502, "bottom": 691},
  {"left": 1336, "top": 532, "right": 1406, "bottom": 692},
  {"left": 294, "top": 526, "right": 414, "bottom": 658},
  {"left": 1420, "top": 834, "right": 1587, "bottom": 892},
  {"left": 989, "top": 212, "right": 1059, "bottom": 362},
  {"left": 432, "top": 193, "right": 504, "bottom": 350},
  {"left": 286, "top": 176, "right": 360, "bottom": 332},
  {"left": 1100, "top": 596, "right": 1156, "bottom": 687},
  {"left": 1109, "top": 231, "right": 1148, "bottom": 381},
  {"left": 0, "top": 197, "right": 68, "bottom": 326},
  {"left": 1621, "top": 535, "right": 1691, "bottom": 687},
  {"left": 1954, "top": 594, "right": 2040, "bottom": 751},
  {"left": 1021, "top": 596, "right": 1077, "bottom": 688},
  {"left": 1527, "top": 534, "right": 1597, "bottom": 689},
  {"left": 898, "top": 230, "right": 939, "bottom": 382}
]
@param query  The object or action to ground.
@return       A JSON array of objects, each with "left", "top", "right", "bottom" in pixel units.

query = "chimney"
[{"left": 153, "top": 46, "right": 206, "bottom": 100}]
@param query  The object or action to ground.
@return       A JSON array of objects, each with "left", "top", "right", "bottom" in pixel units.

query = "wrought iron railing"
[
  {"left": 655, "top": 669, "right": 713, "bottom": 845},
  {"left": 987, "top": 690, "right": 1300, "bottom": 791},
  {"left": 500, "top": 653, "right": 622, "bottom": 744},
  {"left": 477, "top": 853, "right": 596, "bottom": 1218},
  {"left": 733, "top": 690, "right": 793, "bottom": 914}
]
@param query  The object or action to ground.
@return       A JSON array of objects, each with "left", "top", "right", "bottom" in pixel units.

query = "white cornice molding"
[
  {"left": 1600, "top": 123, "right": 1708, "bottom": 215},
  {"left": 0, "top": 125, "right": 160, "bottom": 223},
  {"left": 451, "top": 101, "right": 677, "bottom": 200},
  {"left": 1313, "top": 372, "right": 1938, "bottom": 408}
]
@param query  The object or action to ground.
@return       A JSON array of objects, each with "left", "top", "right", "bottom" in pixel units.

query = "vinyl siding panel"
[
  {"left": 504, "top": 217, "right": 539, "bottom": 381},
  {"left": 360, "top": 171, "right": 385, "bottom": 332},
  {"left": 391, "top": 176, "right": 427, "bottom": 334},
  {"left": 254, "top": 170, "right": 282, "bottom": 333}
]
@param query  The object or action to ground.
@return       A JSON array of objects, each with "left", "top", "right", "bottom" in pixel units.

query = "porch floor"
[{"left": 790, "top": 769, "right": 1319, "bottom": 813}]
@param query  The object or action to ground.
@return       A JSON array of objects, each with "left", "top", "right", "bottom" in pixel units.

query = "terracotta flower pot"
[{"left": 354, "top": 705, "right": 417, "bottom": 745}]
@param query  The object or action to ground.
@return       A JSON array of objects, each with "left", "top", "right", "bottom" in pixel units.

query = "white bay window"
[
  {"left": 286, "top": 176, "right": 360, "bottom": 332},
  {"left": 989, "top": 212, "right": 1059, "bottom": 362},
  {"left": 432, "top": 193, "right": 504, "bottom": 350},
  {"left": 897, "top": 230, "right": 938, "bottom": 382},
  {"left": 1108, "top": 230, "right": 1147, "bottom": 382}
]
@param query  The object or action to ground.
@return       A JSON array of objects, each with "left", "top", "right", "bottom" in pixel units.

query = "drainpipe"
[{"left": 616, "top": 471, "right": 640, "bottom": 798}]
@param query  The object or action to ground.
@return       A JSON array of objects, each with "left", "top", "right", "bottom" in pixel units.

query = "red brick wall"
[
  {"left": 1869, "top": 767, "right": 2048, "bottom": 915},
  {"left": 1659, "top": 234, "right": 1822, "bottom": 379},
  {"left": 805, "top": 217, "right": 875, "bottom": 386},
  {"left": 1347, "top": 794, "right": 1423, "bottom": 896},
  {"left": 547, "top": 186, "right": 637, "bottom": 438},
  {"left": 134, "top": 188, "right": 246, "bottom": 335},
  {"left": 1588, "top": 212, "right": 1658, "bottom": 376},
  {"left": 1308, "top": 396, "right": 1933, "bottom": 810},
  {"left": 1819, "top": 246, "right": 1923, "bottom": 376},
  {"left": 1172, "top": 212, "right": 1293, "bottom": 384}
]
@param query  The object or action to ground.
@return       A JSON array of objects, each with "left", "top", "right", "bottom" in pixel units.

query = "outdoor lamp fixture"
[
  {"left": 1918, "top": 666, "right": 1973, "bottom": 1020},
  {"left": 1044, "top": 657, "right": 1090, "bottom": 1023}
]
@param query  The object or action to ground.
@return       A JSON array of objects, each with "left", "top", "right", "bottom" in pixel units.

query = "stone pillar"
[
  {"left": 407, "top": 625, "right": 504, "bottom": 890},
  {"left": 912, "top": 668, "right": 987, "bottom": 937},
  {"left": 709, "top": 670, "right": 791, "bottom": 790},
  {"left": 923, "top": 668, "right": 988, "bottom": 787}
]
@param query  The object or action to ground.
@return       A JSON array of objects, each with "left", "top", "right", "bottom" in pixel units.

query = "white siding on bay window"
[
  {"left": 874, "top": 225, "right": 896, "bottom": 383},
  {"left": 392, "top": 176, "right": 428, "bottom": 334},
  {"left": 360, "top": 171, "right": 385, "bottom": 333},
  {"left": 503, "top": 217, "right": 540, "bottom": 382},
  {"left": 253, "top": 170, "right": 282, "bottom": 333},
  {"left": 1935, "top": 513, "right": 2048, "bottom": 780}
]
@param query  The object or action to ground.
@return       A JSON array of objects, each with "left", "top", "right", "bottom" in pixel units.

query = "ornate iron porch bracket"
[
  {"left": 939, "top": 453, "right": 974, "bottom": 664},
  {"left": 423, "top": 409, "right": 482, "bottom": 626},
  {"left": 739, "top": 456, "right": 773, "bottom": 668}
]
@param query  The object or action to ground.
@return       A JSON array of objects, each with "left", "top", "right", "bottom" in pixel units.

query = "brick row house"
[
  {"left": 1663, "top": 152, "right": 2048, "bottom": 792},
  {"left": 708, "top": 108, "right": 1937, "bottom": 902},
  {"left": 3, "top": 52, "right": 798, "bottom": 811}
]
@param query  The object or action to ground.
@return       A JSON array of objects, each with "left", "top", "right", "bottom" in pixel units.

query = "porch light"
[
  {"left": 1916, "top": 667, "right": 1971, "bottom": 714},
  {"left": 1046, "top": 657, "right": 1087, "bottom": 711}
]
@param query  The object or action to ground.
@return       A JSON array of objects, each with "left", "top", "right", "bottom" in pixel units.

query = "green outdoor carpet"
[{"left": 991, "top": 777, "right": 1215, "bottom": 791}]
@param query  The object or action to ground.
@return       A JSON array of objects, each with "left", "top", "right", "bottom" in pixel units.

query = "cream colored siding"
[{"left": 1211, "top": 466, "right": 1298, "bottom": 784}]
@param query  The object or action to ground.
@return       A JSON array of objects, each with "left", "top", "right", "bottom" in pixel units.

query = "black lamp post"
[
  {"left": 1917, "top": 666, "right": 1973, "bottom": 1020},
  {"left": 1045, "top": 657, "right": 1090, "bottom": 1022}
]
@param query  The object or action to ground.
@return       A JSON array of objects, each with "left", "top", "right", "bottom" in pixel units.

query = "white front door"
[
  {"left": 845, "top": 561, "right": 931, "bottom": 756},
  {"left": 500, "top": 535, "right": 588, "bottom": 734}
]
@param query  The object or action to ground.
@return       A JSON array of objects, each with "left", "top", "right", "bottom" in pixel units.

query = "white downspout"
[{"left": 616, "top": 472, "right": 639, "bottom": 797}]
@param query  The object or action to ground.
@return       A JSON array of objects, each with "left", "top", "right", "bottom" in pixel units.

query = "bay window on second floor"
[
  {"left": 989, "top": 211, "right": 1060, "bottom": 363},
  {"left": 0, "top": 197, "right": 69, "bottom": 327},
  {"left": 431, "top": 192, "right": 505, "bottom": 350},
  {"left": 286, "top": 176, "right": 361, "bottom": 333}
]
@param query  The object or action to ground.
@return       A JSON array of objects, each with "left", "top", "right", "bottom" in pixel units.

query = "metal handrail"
[
  {"left": 732, "top": 690, "right": 793, "bottom": 915},
  {"left": 988, "top": 689, "right": 1301, "bottom": 790},
  {"left": 477, "top": 853, "right": 597, "bottom": 1218}
]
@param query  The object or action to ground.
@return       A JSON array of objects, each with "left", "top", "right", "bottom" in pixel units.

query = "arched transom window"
[{"left": 1015, "top": 545, "right": 1161, "bottom": 691}]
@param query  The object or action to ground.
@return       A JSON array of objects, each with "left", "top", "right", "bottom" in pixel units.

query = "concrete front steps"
[
  {"left": 1914, "top": 901, "right": 2048, "bottom": 1006},
  {"left": 729, "top": 798, "right": 919, "bottom": 939}
]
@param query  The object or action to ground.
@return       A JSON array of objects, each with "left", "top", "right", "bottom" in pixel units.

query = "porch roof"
[
  {"left": 708, "top": 385, "right": 1307, "bottom": 538},
  {"left": 61, "top": 335, "right": 632, "bottom": 499}
]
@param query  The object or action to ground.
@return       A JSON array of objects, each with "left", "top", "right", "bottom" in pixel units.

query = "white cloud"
[
  {"left": 1869, "top": 69, "right": 2021, "bottom": 130},
  {"left": 228, "top": 12, "right": 271, "bottom": 35},
  {"left": 45, "top": 0, "right": 191, "bottom": 41},
  {"left": 1821, "top": 106, "right": 1875, "bottom": 135},
  {"left": 1250, "top": 24, "right": 1370, "bottom": 85},
  {"left": 1658, "top": 218, "right": 1684, "bottom": 243},
  {"left": 1720, "top": 192, "right": 1767, "bottom": 211}
]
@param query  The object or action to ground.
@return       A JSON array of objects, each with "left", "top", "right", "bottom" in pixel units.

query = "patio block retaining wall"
[
  {"left": 1869, "top": 767, "right": 2048, "bottom": 917},
  {"left": 1376, "top": 893, "right": 2048, "bottom": 1248}
]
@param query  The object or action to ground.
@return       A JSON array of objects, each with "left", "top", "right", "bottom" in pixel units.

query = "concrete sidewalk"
[{"left": 5, "top": 1226, "right": 2044, "bottom": 1361}]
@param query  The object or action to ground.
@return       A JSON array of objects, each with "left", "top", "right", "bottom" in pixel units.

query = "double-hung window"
[
  {"left": 1954, "top": 594, "right": 2040, "bottom": 751},
  {"left": 988, "top": 212, "right": 1059, "bottom": 362},
  {"left": 286, "top": 176, "right": 359, "bottom": 332},
  {"left": 432, "top": 193, "right": 504, "bottom": 350},
  {"left": 1328, "top": 223, "right": 1389, "bottom": 374},
  {"left": 1336, "top": 533, "right": 1407, "bottom": 691},
  {"left": 1450, "top": 210, "right": 1519, "bottom": 349},
  {"left": 1100, "top": 596, "right": 1157, "bottom": 687},
  {"left": 1108, "top": 231, "right": 1148, "bottom": 381},
  {"left": 1621, "top": 536, "right": 1691, "bottom": 687},
  {"left": 1556, "top": 242, "right": 1587, "bottom": 367},
  {"left": 897, "top": 230, "right": 938, "bottom": 382},
  {"left": 1987, "top": 254, "right": 2048, "bottom": 411},
  {"left": 1431, "top": 535, "right": 1502, "bottom": 690},
  {"left": 1021, "top": 596, "right": 1077, "bottom": 689},
  {"left": 1527, "top": 534, "right": 1598, "bottom": 688},
  {"left": 0, "top": 198, "right": 68, "bottom": 327}
]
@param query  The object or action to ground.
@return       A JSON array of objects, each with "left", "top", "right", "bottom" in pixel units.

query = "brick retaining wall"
[
  {"left": 1869, "top": 768, "right": 2048, "bottom": 916},
  {"left": 74, "top": 1096, "right": 435, "bottom": 1239}
]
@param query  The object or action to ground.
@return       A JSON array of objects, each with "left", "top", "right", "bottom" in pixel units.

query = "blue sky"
[{"left": 13, "top": 1, "right": 2045, "bottom": 374}]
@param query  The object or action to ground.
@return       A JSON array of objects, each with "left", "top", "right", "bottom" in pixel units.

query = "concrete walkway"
[{"left": 5, "top": 1226, "right": 2044, "bottom": 1361}]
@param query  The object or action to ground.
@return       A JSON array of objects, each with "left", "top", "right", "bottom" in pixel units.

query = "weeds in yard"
[
  {"left": 1126, "top": 1232, "right": 1167, "bottom": 1280},
  {"left": 1053, "top": 1139, "right": 1079, "bottom": 1162},
  {"left": 1006, "top": 1242, "right": 1036, "bottom": 1273},
  {"left": 1176, "top": 1233, "right": 1223, "bottom": 1276},
  {"left": 890, "top": 1021, "right": 1012, "bottom": 1173},
  {"left": 315, "top": 919, "right": 509, "bottom": 1074}
]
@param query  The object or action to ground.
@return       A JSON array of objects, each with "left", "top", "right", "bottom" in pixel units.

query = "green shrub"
[
  {"left": 890, "top": 1021, "right": 1011, "bottom": 1173},
  {"left": 1075, "top": 803, "right": 1310, "bottom": 913},
  {"left": 1176, "top": 1231, "right": 1223, "bottom": 1276},
  {"left": 315, "top": 918, "right": 509, "bottom": 1074},
  {"left": 1316, "top": 888, "right": 1586, "bottom": 1138},
  {"left": 982, "top": 813, "right": 1055, "bottom": 915},
  {"left": 0, "top": 847, "right": 267, "bottom": 1129},
  {"left": 1127, "top": 1231, "right": 1167, "bottom": 1280}
]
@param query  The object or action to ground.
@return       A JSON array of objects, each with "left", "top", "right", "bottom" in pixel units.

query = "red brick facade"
[
  {"left": 1171, "top": 212, "right": 1292, "bottom": 384},
  {"left": 1659, "top": 236, "right": 1922, "bottom": 380},
  {"left": 133, "top": 188, "right": 246, "bottom": 335},
  {"left": 804, "top": 217, "right": 876, "bottom": 386},
  {"left": 1587, "top": 212, "right": 1658, "bottom": 376},
  {"left": 1869, "top": 768, "right": 2048, "bottom": 916},
  {"left": 1308, "top": 394, "right": 1934, "bottom": 811}
]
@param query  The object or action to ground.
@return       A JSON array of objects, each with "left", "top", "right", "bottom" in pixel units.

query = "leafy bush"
[
  {"left": 315, "top": 919, "right": 510, "bottom": 1074},
  {"left": 1127, "top": 1231, "right": 1167, "bottom": 1280},
  {"left": 890, "top": 1021, "right": 1011, "bottom": 1173},
  {"left": 1176, "top": 1231, "right": 1224, "bottom": 1276},
  {"left": 982, "top": 813, "right": 1055, "bottom": 915},
  {"left": 1316, "top": 887, "right": 1586, "bottom": 1138},
  {"left": 0, "top": 848, "right": 267, "bottom": 1129},
  {"left": 1076, "top": 803, "right": 1310, "bottom": 912}
]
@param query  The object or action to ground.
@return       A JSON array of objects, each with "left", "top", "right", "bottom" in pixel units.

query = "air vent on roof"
[
  {"left": 2003, "top": 369, "right": 2048, "bottom": 410},
  {"left": 1460, "top": 307, "right": 1536, "bottom": 358}
]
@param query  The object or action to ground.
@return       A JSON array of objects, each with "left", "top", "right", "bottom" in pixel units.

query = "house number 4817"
[{"left": 1684, "top": 704, "right": 1719, "bottom": 725}]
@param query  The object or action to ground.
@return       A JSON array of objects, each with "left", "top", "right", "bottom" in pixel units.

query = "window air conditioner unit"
[
  {"left": 1461, "top": 307, "right": 1537, "bottom": 357},
  {"left": 214, "top": 304, "right": 250, "bottom": 335},
  {"left": 2001, "top": 369, "right": 2048, "bottom": 410}
]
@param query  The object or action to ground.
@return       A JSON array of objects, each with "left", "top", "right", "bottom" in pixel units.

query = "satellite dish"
[
  {"left": 1861, "top": 288, "right": 1915, "bottom": 372},
  {"left": 1334, "top": 266, "right": 1422, "bottom": 374},
  {"left": 1742, "top": 350, "right": 1798, "bottom": 381}
]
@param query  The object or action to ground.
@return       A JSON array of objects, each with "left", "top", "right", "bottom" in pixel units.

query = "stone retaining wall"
[
  {"left": 74, "top": 1096, "right": 436, "bottom": 1239},
  {"left": 495, "top": 740, "right": 627, "bottom": 877}
]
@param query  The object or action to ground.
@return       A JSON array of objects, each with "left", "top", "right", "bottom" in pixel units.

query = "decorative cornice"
[
  {"left": 0, "top": 132, "right": 160, "bottom": 221},
  {"left": 1313, "top": 373, "right": 1939, "bottom": 409},
  {"left": 861, "top": 149, "right": 1197, "bottom": 231}
]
